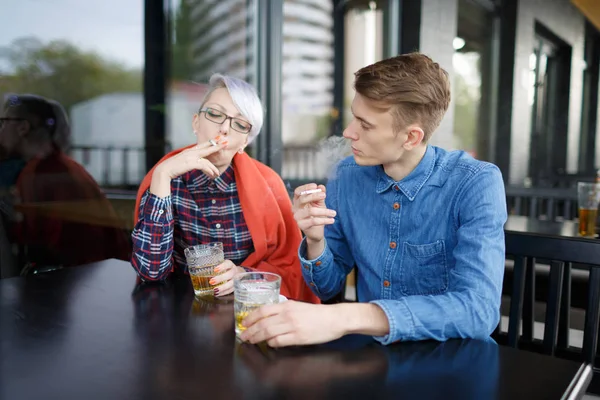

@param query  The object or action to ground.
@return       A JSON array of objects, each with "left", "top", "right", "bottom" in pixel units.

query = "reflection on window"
[
  {"left": 452, "top": 0, "right": 495, "bottom": 160},
  {"left": 281, "top": 0, "right": 383, "bottom": 181},
  {"left": 0, "top": 1, "right": 143, "bottom": 275},
  {"left": 169, "top": 0, "right": 255, "bottom": 152},
  {"left": 452, "top": 51, "right": 481, "bottom": 155},
  {"left": 281, "top": 0, "right": 335, "bottom": 180},
  {"left": 0, "top": 1, "right": 144, "bottom": 187},
  {"left": 344, "top": 2, "right": 384, "bottom": 128}
]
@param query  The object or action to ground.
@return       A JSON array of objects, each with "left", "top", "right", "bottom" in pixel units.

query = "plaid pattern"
[{"left": 131, "top": 164, "right": 254, "bottom": 281}]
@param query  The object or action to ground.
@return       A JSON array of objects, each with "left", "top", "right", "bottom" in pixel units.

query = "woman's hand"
[
  {"left": 150, "top": 137, "right": 228, "bottom": 198},
  {"left": 210, "top": 260, "right": 245, "bottom": 296}
]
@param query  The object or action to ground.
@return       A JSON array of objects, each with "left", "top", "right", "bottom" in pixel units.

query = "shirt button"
[
  {"left": 304, "top": 264, "right": 310, "bottom": 270},
  {"left": 215, "top": 223, "right": 221, "bottom": 228},
  {"left": 393, "top": 185, "right": 399, "bottom": 191},
  {"left": 383, "top": 280, "right": 390, "bottom": 287},
  {"left": 310, "top": 282, "right": 316, "bottom": 287},
  {"left": 393, "top": 202, "right": 400, "bottom": 210},
  {"left": 158, "top": 209, "right": 164, "bottom": 215},
  {"left": 389, "top": 242, "right": 397, "bottom": 249},
  {"left": 211, "top": 199, "right": 216, "bottom": 204},
  {"left": 315, "top": 261, "right": 322, "bottom": 266}
]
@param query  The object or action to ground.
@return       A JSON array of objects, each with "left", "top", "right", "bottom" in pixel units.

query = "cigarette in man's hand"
[{"left": 299, "top": 189, "right": 322, "bottom": 196}]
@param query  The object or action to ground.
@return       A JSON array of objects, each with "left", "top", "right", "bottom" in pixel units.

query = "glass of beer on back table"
[
  {"left": 233, "top": 272, "right": 281, "bottom": 338},
  {"left": 184, "top": 242, "right": 225, "bottom": 297},
  {"left": 577, "top": 182, "right": 600, "bottom": 237}
]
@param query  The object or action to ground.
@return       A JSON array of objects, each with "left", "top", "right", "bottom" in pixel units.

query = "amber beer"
[
  {"left": 185, "top": 242, "right": 225, "bottom": 298},
  {"left": 578, "top": 182, "right": 600, "bottom": 238},
  {"left": 234, "top": 302, "right": 261, "bottom": 335},
  {"left": 233, "top": 272, "right": 282, "bottom": 338},
  {"left": 189, "top": 262, "right": 225, "bottom": 297},
  {"left": 578, "top": 208, "right": 598, "bottom": 237}
]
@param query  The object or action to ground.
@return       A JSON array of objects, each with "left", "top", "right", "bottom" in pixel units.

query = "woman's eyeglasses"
[{"left": 199, "top": 108, "right": 252, "bottom": 134}]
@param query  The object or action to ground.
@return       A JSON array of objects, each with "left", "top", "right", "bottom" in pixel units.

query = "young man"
[{"left": 239, "top": 53, "right": 507, "bottom": 347}]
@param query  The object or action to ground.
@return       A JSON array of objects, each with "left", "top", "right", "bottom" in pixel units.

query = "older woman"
[
  {"left": 0, "top": 94, "right": 130, "bottom": 276},
  {"left": 131, "top": 74, "right": 317, "bottom": 303}
]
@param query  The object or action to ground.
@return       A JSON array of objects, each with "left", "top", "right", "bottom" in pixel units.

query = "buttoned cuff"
[
  {"left": 142, "top": 191, "right": 173, "bottom": 224},
  {"left": 298, "top": 237, "right": 331, "bottom": 266},
  {"left": 298, "top": 237, "right": 333, "bottom": 295},
  {"left": 370, "top": 298, "right": 415, "bottom": 345}
]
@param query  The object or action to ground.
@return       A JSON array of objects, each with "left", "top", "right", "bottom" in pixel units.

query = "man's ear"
[{"left": 402, "top": 125, "right": 425, "bottom": 150}]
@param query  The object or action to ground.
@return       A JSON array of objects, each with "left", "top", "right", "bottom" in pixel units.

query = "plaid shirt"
[{"left": 131, "top": 165, "right": 254, "bottom": 281}]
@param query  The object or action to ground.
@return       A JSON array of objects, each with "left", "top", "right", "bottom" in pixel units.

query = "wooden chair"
[{"left": 498, "top": 231, "right": 600, "bottom": 368}]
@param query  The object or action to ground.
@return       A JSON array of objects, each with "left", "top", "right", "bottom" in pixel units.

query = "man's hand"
[
  {"left": 292, "top": 183, "right": 336, "bottom": 259},
  {"left": 240, "top": 301, "right": 391, "bottom": 347},
  {"left": 239, "top": 301, "right": 346, "bottom": 347}
]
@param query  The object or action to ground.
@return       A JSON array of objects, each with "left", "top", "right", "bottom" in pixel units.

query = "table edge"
[{"left": 561, "top": 363, "right": 593, "bottom": 400}]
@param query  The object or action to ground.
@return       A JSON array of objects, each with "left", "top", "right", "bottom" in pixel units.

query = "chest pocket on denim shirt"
[{"left": 400, "top": 240, "right": 448, "bottom": 296}]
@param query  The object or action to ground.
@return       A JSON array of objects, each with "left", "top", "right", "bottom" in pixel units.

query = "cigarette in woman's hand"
[{"left": 300, "top": 189, "right": 322, "bottom": 196}]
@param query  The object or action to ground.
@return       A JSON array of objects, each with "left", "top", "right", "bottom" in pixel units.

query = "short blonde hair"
[{"left": 354, "top": 53, "right": 451, "bottom": 141}]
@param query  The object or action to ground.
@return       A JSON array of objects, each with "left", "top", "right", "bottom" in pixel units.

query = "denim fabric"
[{"left": 299, "top": 146, "right": 507, "bottom": 344}]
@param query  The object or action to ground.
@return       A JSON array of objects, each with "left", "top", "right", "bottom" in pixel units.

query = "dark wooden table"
[
  {"left": 503, "top": 215, "right": 600, "bottom": 266},
  {"left": 503, "top": 214, "right": 600, "bottom": 242},
  {"left": 1, "top": 259, "right": 592, "bottom": 400},
  {"left": 505, "top": 215, "right": 582, "bottom": 239}
]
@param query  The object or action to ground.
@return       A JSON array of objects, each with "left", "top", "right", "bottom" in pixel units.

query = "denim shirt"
[{"left": 299, "top": 145, "right": 507, "bottom": 344}]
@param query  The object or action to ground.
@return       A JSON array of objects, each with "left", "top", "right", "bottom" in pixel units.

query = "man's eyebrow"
[{"left": 350, "top": 106, "right": 375, "bottom": 127}]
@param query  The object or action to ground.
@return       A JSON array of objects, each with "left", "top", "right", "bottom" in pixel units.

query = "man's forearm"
[
  {"left": 335, "top": 303, "right": 390, "bottom": 337},
  {"left": 306, "top": 238, "right": 326, "bottom": 260}
]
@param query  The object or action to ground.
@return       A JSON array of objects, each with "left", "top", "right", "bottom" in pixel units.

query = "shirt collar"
[
  {"left": 186, "top": 164, "right": 236, "bottom": 193},
  {"left": 375, "top": 145, "right": 436, "bottom": 201}
]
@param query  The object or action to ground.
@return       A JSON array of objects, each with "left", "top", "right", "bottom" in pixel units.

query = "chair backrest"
[
  {"left": 505, "top": 186, "right": 578, "bottom": 221},
  {"left": 503, "top": 231, "right": 600, "bottom": 366}
]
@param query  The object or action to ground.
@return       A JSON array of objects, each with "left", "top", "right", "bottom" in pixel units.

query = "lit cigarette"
[
  {"left": 208, "top": 139, "right": 217, "bottom": 147},
  {"left": 300, "top": 189, "right": 322, "bottom": 196}
]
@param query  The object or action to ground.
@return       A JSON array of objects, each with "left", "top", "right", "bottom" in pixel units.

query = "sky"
[{"left": 0, "top": 0, "right": 145, "bottom": 69}]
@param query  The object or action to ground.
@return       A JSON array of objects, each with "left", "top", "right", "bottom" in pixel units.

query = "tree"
[
  {"left": 0, "top": 37, "right": 142, "bottom": 113},
  {"left": 453, "top": 67, "right": 480, "bottom": 154},
  {"left": 171, "top": 0, "right": 195, "bottom": 81}
]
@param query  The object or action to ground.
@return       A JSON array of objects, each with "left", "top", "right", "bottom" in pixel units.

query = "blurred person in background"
[
  {"left": 0, "top": 94, "right": 130, "bottom": 277},
  {"left": 131, "top": 74, "right": 318, "bottom": 303}
]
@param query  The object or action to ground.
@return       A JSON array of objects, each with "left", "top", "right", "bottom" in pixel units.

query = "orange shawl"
[{"left": 134, "top": 146, "right": 319, "bottom": 304}]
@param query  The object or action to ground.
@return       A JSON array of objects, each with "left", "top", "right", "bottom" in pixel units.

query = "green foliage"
[
  {"left": 0, "top": 37, "right": 142, "bottom": 112},
  {"left": 452, "top": 71, "right": 479, "bottom": 153}
]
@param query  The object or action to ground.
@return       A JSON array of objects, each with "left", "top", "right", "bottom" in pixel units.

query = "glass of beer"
[
  {"left": 577, "top": 182, "right": 600, "bottom": 237},
  {"left": 233, "top": 272, "right": 281, "bottom": 338},
  {"left": 184, "top": 242, "right": 225, "bottom": 298}
]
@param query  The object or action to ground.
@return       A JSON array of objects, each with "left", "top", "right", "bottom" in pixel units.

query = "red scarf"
[{"left": 134, "top": 147, "right": 319, "bottom": 304}]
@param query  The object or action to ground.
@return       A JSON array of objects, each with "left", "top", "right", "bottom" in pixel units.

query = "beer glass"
[
  {"left": 577, "top": 182, "right": 600, "bottom": 237},
  {"left": 233, "top": 272, "right": 281, "bottom": 337},
  {"left": 184, "top": 242, "right": 225, "bottom": 297}
]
